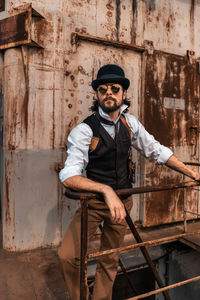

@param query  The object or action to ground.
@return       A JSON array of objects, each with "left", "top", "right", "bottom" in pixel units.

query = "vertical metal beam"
[
  {"left": 125, "top": 207, "right": 171, "bottom": 300},
  {"left": 80, "top": 197, "right": 88, "bottom": 300}
]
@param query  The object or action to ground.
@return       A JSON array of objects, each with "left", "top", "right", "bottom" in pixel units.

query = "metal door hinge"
[{"left": 186, "top": 50, "right": 195, "bottom": 64}]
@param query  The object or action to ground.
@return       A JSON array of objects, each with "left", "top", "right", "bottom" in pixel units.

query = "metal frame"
[
  {"left": 0, "top": 3, "right": 44, "bottom": 50},
  {"left": 65, "top": 180, "right": 200, "bottom": 300}
]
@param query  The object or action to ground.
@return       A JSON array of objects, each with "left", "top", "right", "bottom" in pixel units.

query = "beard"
[{"left": 98, "top": 96, "right": 122, "bottom": 113}]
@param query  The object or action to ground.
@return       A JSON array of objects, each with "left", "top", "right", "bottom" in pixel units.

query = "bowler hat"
[{"left": 92, "top": 64, "right": 130, "bottom": 91}]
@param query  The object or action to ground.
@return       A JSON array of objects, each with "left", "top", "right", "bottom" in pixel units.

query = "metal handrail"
[
  {"left": 64, "top": 180, "right": 200, "bottom": 300},
  {"left": 65, "top": 180, "right": 200, "bottom": 200}
]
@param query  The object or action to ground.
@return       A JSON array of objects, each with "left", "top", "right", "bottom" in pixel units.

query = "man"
[{"left": 58, "top": 64, "right": 200, "bottom": 300}]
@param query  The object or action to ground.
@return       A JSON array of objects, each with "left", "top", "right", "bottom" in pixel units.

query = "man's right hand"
[
  {"left": 63, "top": 175, "right": 127, "bottom": 224},
  {"left": 102, "top": 186, "right": 126, "bottom": 224}
]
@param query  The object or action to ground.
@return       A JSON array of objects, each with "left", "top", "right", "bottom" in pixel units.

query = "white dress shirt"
[{"left": 59, "top": 105, "right": 173, "bottom": 183}]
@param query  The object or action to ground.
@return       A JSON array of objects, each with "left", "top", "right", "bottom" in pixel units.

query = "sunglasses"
[{"left": 97, "top": 84, "right": 122, "bottom": 95}]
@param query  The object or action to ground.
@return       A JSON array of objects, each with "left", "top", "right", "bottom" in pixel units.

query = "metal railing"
[{"left": 65, "top": 180, "right": 200, "bottom": 300}]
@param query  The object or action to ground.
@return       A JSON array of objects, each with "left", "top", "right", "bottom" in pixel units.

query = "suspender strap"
[{"left": 120, "top": 114, "right": 132, "bottom": 141}]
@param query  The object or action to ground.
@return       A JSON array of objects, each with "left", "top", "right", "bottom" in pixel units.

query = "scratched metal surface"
[
  {"left": 142, "top": 51, "right": 200, "bottom": 226},
  {"left": 1, "top": 0, "right": 200, "bottom": 250}
]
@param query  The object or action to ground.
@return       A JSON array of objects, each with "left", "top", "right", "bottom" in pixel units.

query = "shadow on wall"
[{"left": 43, "top": 194, "right": 80, "bottom": 248}]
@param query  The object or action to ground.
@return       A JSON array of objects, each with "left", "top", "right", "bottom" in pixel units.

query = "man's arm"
[
  {"left": 166, "top": 155, "right": 200, "bottom": 181},
  {"left": 63, "top": 175, "right": 126, "bottom": 224}
]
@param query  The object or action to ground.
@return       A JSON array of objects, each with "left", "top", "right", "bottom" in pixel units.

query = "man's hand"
[
  {"left": 166, "top": 155, "right": 200, "bottom": 181},
  {"left": 190, "top": 171, "right": 200, "bottom": 182},
  {"left": 63, "top": 175, "right": 127, "bottom": 223},
  {"left": 102, "top": 186, "right": 126, "bottom": 224}
]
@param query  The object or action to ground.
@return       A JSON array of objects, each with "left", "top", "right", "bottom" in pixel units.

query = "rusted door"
[{"left": 142, "top": 51, "right": 200, "bottom": 226}]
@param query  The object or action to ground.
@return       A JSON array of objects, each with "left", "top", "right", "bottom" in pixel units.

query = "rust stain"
[
  {"left": 131, "top": 0, "right": 137, "bottom": 44},
  {"left": 22, "top": 89, "right": 29, "bottom": 135},
  {"left": 78, "top": 65, "right": 88, "bottom": 76},
  {"left": 75, "top": 27, "right": 87, "bottom": 34},
  {"left": 33, "top": 17, "right": 52, "bottom": 47},
  {"left": 115, "top": 0, "right": 121, "bottom": 41},
  {"left": 106, "top": 1, "right": 114, "bottom": 11},
  {"left": 190, "top": 0, "right": 195, "bottom": 47},
  {"left": 0, "top": 12, "right": 29, "bottom": 48},
  {"left": 143, "top": 52, "right": 196, "bottom": 148},
  {"left": 142, "top": 0, "right": 156, "bottom": 11},
  {"left": 106, "top": 11, "right": 112, "bottom": 18},
  {"left": 166, "top": 14, "right": 175, "bottom": 33},
  {"left": 52, "top": 73, "right": 55, "bottom": 150},
  {"left": 143, "top": 51, "right": 200, "bottom": 226},
  {"left": 21, "top": 46, "right": 29, "bottom": 136},
  {"left": 105, "top": 0, "right": 116, "bottom": 39},
  {"left": 7, "top": 95, "right": 17, "bottom": 151},
  {"left": 56, "top": 15, "right": 62, "bottom": 46}
]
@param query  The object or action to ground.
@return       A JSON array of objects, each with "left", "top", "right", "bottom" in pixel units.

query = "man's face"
[{"left": 96, "top": 83, "right": 127, "bottom": 113}]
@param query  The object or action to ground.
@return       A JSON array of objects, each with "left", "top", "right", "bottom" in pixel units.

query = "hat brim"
[{"left": 92, "top": 76, "right": 130, "bottom": 91}]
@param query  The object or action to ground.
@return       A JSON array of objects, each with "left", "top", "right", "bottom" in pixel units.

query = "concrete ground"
[
  {"left": 0, "top": 248, "right": 69, "bottom": 300},
  {"left": 0, "top": 220, "right": 200, "bottom": 300}
]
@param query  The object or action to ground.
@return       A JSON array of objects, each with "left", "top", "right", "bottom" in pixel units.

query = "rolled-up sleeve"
[
  {"left": 59, "top": 123, "right": 93, "bottom": 182},
  {"left": 125, "top": 114, "right": 173, "bottom": 164}
]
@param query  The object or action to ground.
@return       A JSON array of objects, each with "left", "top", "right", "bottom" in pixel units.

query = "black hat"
[{"left": 92, "top": 64, "right": 130, "bottom": 91}]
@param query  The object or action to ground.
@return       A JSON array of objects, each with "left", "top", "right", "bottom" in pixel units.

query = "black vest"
[{"left": 83, "top": 113, "right": 132, "bottom": 189}]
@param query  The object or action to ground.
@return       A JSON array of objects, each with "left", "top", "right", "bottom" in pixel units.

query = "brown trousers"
[{"left": 58, "top": 196, "right": 132, "bottom": 300}]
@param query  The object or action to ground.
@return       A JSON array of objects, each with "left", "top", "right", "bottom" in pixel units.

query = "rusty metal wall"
[
  {"left": 1, "top": 0, "right": 200, "bottom": 250},
  {"left": 142, "top": 51, "right": 200, "bottom": 226}
]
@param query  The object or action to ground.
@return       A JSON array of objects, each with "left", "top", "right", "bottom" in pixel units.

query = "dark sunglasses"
[{"left": 97, "top": 84, "right": 122, "bottom": 95}]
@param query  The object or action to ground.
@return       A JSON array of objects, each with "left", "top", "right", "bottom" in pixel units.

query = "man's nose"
[{"left": 106, "top": 86, "right": 113, "bottom": 94}]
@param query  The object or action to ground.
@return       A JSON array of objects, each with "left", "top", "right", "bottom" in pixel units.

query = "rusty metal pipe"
[
  {"left": 125, "top": 208, "right": 171, "bottom": 300},
  {"left": 65, "top": 180, "right": 200, "bottom": 200},
  {"left": 184, "top": 162, "right": 200, "bottom": 166},
  {"left": 80, "top": 197, "right": 88, "bottom": 300},
  {"left": 184, "top": 210, "right": 200, "bottom": 217},
  {"left": 87, "top": 232, "right": 192, "bottom": 260},
  {"left": 128, "top": 275, "right": 200, "bottom": 299},
  {"left": 71, "top": 32, "right": 145, "bottom": 53}
]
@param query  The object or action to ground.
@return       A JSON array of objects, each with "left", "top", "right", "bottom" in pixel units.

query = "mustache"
[{"left": 104, "top": 97, "right": 116, "bottom": 101}]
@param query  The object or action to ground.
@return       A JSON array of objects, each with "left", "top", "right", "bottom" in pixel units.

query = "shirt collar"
[{"left": 98, "top": 105, "right": 128, "bottom": 124}]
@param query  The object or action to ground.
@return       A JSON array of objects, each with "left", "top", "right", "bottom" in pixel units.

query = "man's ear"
[
  {"left": 95, "top": 91, "right": 98, "bottom": 98},
  {"left": 123, "top": 90, "right": 127, "bottom": 100}
]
